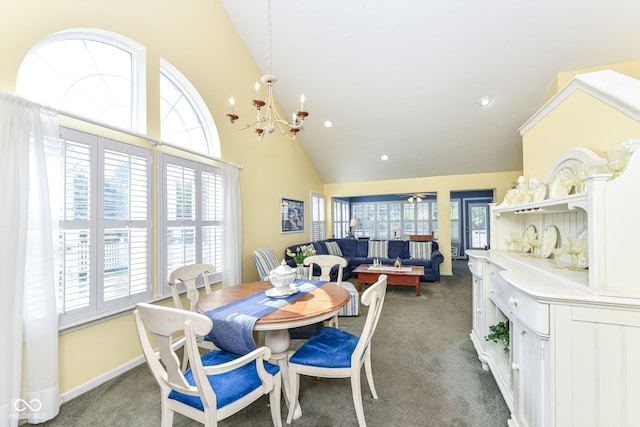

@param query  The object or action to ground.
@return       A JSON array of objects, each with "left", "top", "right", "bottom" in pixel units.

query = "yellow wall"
[
  {"left": 0, "top": 0, "right": 323, "bottom": 395},
  {"left": 533, "top": 60, "right": 640, "bottom": 177},
  {"left": 525, "top": 60, "right": 640, "bottom": 177},
  {"left": 523, "top": 90, "right": 640, "bottom": 178},
  {"left": 325, "top": 170, "right": 522, "bottom": 276}
]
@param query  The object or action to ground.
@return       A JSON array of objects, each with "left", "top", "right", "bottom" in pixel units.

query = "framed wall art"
[{"left": 281, "top": 197, "right": 304, "bottom": 233}]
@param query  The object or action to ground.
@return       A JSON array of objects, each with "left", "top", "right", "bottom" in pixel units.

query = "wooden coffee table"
[{"left": 353, "top": 264, "right": 425, "bottom": 296}]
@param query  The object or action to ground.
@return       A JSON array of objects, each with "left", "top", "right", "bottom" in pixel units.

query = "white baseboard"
[
  {"left": 60, "top": 356, "right": 146, "bottom": 403},
  {"left": 60, "top": 338, "right": 186, "bottom": 404}
]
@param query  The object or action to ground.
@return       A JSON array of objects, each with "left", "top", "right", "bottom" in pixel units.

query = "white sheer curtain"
[
  {"left": 0, "top": 93, "right": 60, "bottom": 424},
  {"left": 222, "top": 163, "right": 242, "bottom": 287}
]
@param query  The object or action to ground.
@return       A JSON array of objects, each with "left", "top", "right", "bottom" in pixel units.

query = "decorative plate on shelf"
[
  {"left": 521, "top": 224, "right": 537, "bottom": 253},
  {"left": 540, "top": 225, "right": 558, "bottom": 258},
  {"left": 577, "top": 226, "right": 589, "bottom": 269},
  {"left": 548, "top": 166, "right": 576, "bottom": 199},
  {"left": 524, "top": 224, "right": 537, "bottom": 238},
  {"left": 533, "top": 183, "right": 548, "bottom": 202}
]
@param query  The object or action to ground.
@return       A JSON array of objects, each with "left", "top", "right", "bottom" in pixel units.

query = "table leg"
[
  {"left": 415, "top": 278, "right": 420, "bottom": 296},
  {"left": 264, "top": 329, "right": 303, "bottom": 420}
]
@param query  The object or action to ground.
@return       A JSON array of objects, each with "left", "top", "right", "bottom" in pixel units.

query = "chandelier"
[{"left": 225, "top": 0, "right": 308, "bottom": 141}]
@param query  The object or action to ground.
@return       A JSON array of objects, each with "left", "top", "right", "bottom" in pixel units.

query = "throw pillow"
[
  {"left": 325, "top": 241, "right": 343, "bottom": 256},
  {"left": 368, "top": 240, "right": 389, "bottom": 259},
  {"left": 409, "top": 241, "right": 432, "bottom": 260}
]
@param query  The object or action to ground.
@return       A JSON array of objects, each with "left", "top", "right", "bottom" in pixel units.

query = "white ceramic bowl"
[{"left": 268, "top": 260, "right": 296, "bottom": 289}]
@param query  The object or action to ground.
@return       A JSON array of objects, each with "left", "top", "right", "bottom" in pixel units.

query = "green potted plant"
[{"left": 485, "top": 321, "right": 510, "bottom": 353}]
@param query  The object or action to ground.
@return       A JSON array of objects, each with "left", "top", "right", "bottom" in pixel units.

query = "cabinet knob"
[
  {"left": 511, "top": 362, "right": 520, "bottom": 372},
  {"left": 477, "top": 309, "right": 482, "bottom": 313},
  {"left": 489, "top": 288, "right": 495, "bottom": 294},
  {"left": 509, "top": 297, "right": 518, "bottom": 306}
]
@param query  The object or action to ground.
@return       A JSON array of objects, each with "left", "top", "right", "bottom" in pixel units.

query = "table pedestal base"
[{"left": 265, "top": 329, "right": 302, "bottom": 420}]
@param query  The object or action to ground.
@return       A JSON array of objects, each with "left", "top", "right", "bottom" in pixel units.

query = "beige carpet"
[{"left": 36, "top": 260, "right": 509, "bottom": 426}]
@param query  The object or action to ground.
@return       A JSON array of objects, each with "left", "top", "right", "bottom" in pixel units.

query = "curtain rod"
[
  {"left": 1, "top": 92, "right": 243, "bottom": 170},
  {"left": 59, "top": 109, "right": 243, "bottom": 170}
]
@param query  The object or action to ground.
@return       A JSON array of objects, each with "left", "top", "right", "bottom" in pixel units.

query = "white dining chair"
[
  {"left": 285, "top": 274, "right": 388, "bottom": 427},
  {"left": 134, "top": 303, "right": 282, "bottom": 427},
  {"left": 168, "top": 264, "right": 217, "bottom": 370},
  {"left": 303, "top": 254, "right": 354, "bottom": 327}
]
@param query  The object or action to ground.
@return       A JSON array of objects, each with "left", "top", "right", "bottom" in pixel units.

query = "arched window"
[
  {"left": 160, "top": 59, "right": 220, "bottom": 157},
  {"left": 16, "top": 29, "right": 146, "bottom": 132},
  {"left": 15, "top": 29, "right": 224, "bottom": 325}
]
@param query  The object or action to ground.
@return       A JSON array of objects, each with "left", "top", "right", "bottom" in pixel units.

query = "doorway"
[{"left": 466, "top": 201, "right": 490, "bottom": 251}]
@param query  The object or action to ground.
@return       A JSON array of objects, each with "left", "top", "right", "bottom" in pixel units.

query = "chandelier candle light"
[{"left": 226, "top": 0, "right": 309, "bottom": 140}]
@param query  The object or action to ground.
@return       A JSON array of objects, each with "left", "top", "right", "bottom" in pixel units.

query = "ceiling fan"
[{"left": 397, "top": 192, "right": 433, "bottom": 203}]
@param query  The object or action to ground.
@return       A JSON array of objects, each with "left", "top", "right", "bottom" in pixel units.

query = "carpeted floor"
[{"left": 36, "top": 260, "right": 509, "bottom": 426}]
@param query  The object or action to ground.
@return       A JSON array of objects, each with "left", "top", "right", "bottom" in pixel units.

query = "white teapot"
[{"left": 268, "top": 260, "right": 296, "bottom": 290}]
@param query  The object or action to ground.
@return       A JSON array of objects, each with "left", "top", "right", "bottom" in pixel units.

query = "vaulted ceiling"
[{"left": 220, "top": 0, "right": 640, "bottom": 184}]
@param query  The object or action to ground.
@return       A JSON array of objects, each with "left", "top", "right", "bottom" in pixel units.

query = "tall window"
[
  {"left": 16, "top": 29, "right": 146, "bottom": 132},
  {"left": 451, "top": 199, "right": 461, "bottom": 243},
  {"left": 351, "top": 200, "right": 437, "bottom": 240},
  {"left": 159, "top": 154, "right": 223, "bottom": 294},
  {"left": 57, "top": 127, "right": 152, "bottom": 325},
  {"left": 333, "top": 199, "right": 350, "bottom": 238},
  {"left": 311, "top": 193, "right": 325, "bottom": 241}
]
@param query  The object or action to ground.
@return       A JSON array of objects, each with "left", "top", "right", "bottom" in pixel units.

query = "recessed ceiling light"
[
  {"left": 479, "top": 96, "right": 492, "bottom": 107},
  {"left": 323, "top": 120, "right": 333, "bottom": 128},
  {"left": 381, "top": 154, "right": 389, "bottom": 161}
]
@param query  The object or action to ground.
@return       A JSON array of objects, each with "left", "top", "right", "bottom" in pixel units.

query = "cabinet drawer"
[
  {"left": 507, "top": 284, "right": 549, "bottom": 336},
  {"left": 487, "top": 263, "right": 508, "bottom": 291},
  {"left": 468, "top": 260, "right": 483, "bottom": 277},
  {"left": 489, "top": 281, "right": 511, "bottom": 315}
]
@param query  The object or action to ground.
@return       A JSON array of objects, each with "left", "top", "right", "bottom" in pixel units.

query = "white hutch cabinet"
[{"left": 468, "top": 70, "right": 640, "bottom": 427}]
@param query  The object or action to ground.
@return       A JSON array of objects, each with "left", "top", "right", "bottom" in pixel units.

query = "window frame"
[
  {"left": 351, "top": 199, "right": 438, "bottom": 240},
  {"left": 310, "top": 192, "right": 325, "bottom": 242},
  {"left": 57, "top": 127, "right": 153, "bottom": 326},
  {"left": 17, "top": 28, "right": 227, "bottom": 328},
  {"left": 333, "top": 198, "right": 350, "bottom": 238},
  {"left": 17, "top": 28, "right": 147, "bottom": 133},
  {"left": 157, "top": 152, "right": 224, "bottom": 297},
  {"left": 160, "top": 59, "right": 220, "bottom": 158}
]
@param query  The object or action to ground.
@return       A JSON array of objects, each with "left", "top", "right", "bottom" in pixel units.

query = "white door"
[{"left": 467, "top": 202, "right": 490, "bottom": 250}]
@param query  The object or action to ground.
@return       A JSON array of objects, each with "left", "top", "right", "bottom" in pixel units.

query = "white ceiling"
[{"left": 219, "top": 0, "right": 640, "bottom": 184}]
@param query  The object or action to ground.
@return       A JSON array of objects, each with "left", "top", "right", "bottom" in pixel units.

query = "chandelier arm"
[
  {"left": 229, "top": 118, "right": 264, "bottom": 131},
  {"left": 271, "top": 121, "right": 297, "bottom": 140},
  {"left": 272, "top": 117, "right": 303, "bottom": 130},
  {"left": 266, "top": 93, "right": 305, "bottom": 129}
]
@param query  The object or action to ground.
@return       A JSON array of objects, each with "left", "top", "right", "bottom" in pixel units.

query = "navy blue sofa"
[{"left": 285, "top": 238, "right": 444, "bottom": 283}]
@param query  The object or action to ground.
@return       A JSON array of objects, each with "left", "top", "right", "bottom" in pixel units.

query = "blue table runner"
[{"left": 204, "top": 280, "right": 324, "bottom": 355}]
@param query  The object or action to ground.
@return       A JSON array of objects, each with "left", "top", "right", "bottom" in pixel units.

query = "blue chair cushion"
[
  {"left": 168, "top": 350, "right": 280, "bottom": 411},
  {"left": 289, "top": 327, "right": 359, "bottom": 369}
]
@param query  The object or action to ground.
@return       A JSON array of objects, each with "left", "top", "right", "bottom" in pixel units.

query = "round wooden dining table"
[{"left": 196, "top": 280, "right": 350, "bottom": 419}]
